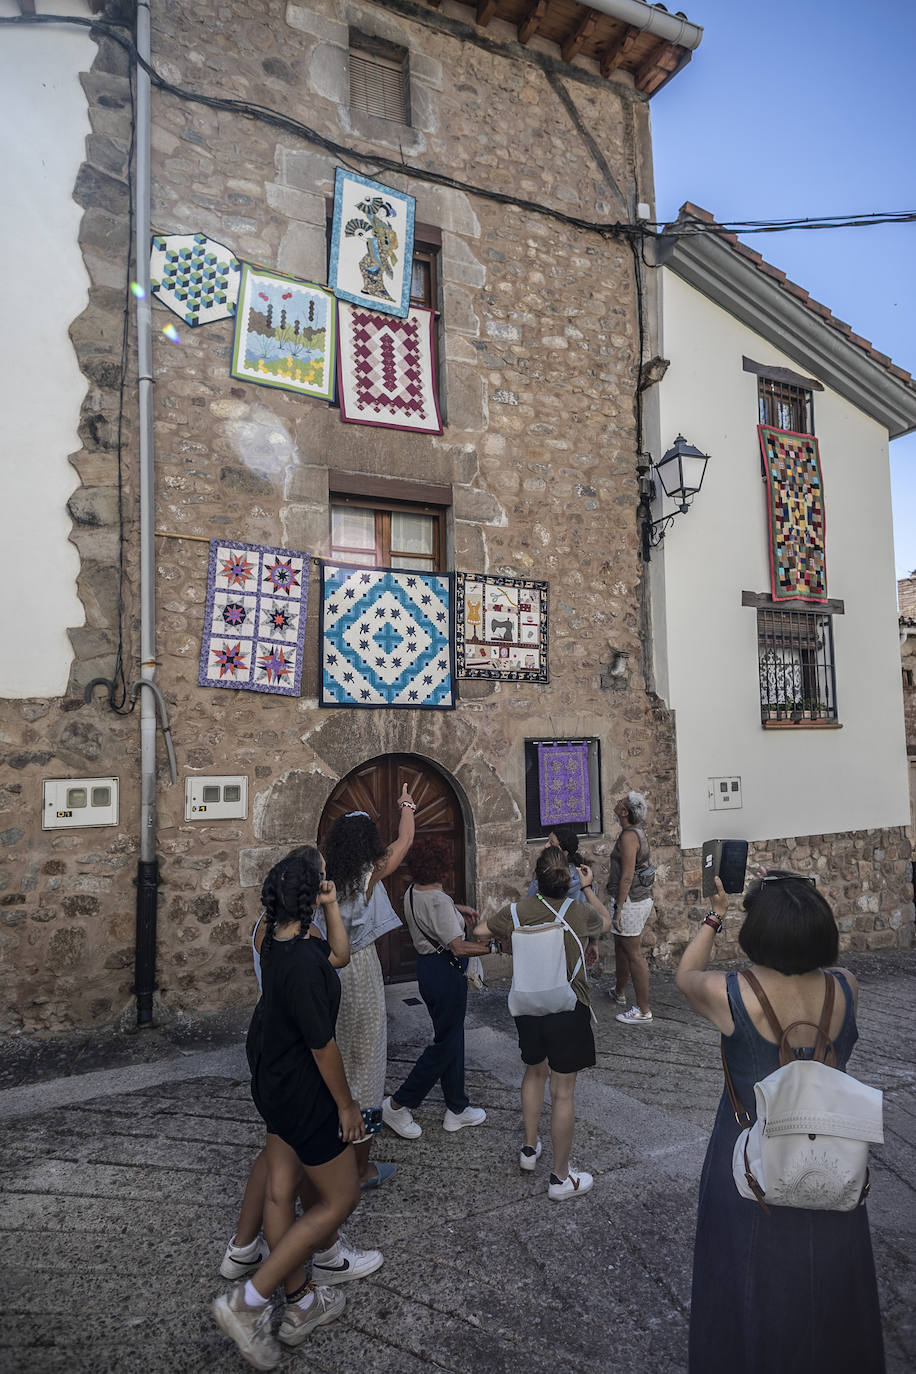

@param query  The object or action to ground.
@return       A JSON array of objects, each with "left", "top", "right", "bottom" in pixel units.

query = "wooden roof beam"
[
  {"left": 476, "top": 0, "right": 498, "bottom": 26},
  {"left": 635, "top": 40, "right": 681, "bottom": 92},
  {"left": 518, "top": 0, "right": 548, "bottom": 46},
  {"left": 561, "top": 8, "right": 598, "bottom": 64},
  {"left": 599, "top": 24, "right": 639, "bottom": 78}
]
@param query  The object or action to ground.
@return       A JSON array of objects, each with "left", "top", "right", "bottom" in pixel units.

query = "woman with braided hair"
[
  {"left": 212, "top": 847, "right": 369, "bottom": 1369},
  {"left": 317, "top": 785, "right": 416, "bottom": 1188}
]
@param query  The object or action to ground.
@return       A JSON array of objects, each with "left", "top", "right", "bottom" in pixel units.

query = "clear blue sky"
[{"left": 650, "top": 0, "right": 916, "bottom": 581}]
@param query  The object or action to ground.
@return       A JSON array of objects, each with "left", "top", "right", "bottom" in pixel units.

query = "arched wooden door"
[{"left": 317, "top": 754, "right": 466, "bottom": 982}]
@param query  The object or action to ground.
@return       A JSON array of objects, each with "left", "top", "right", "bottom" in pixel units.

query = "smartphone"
[
  {"left": 339, "top": 1107, "right": 383, "bottom": 1142},
  {"left": 702, "top": 839, "right": 749, "bottom": 897}
]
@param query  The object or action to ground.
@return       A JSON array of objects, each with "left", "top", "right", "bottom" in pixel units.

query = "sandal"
[{"left": 360, "top": 1162, "right": 398, "bottom": 1191}]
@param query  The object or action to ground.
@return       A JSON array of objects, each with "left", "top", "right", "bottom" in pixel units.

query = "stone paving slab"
[{"left": 0, "top": 956, "right": 913, "bottom": 1374}]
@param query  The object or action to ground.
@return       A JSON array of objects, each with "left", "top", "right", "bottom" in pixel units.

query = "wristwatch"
[{"left": 703, "top": 912, "right": 723, "bottom": 934}]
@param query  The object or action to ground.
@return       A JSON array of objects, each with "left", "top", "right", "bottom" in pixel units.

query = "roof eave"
[{"left": 660, "top": 230, "right": 916, "bottom": 439}]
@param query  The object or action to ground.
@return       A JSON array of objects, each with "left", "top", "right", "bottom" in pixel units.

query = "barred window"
[
  {"left": 758, "top": 376, "right": 813, "bottom": 435},
  {"left": 757, "top": 607, "right": 838, "bottom": 724},
  {"left": 349, "top": 33, "right": 410, "bottom": 125}
]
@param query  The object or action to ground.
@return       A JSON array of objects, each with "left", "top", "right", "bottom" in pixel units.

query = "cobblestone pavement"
[{"left": 1, "top": 953, "right": 913, "bottom": 1374}]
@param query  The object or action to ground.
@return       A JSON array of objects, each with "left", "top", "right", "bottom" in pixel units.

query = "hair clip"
[{"left": 344, "top": 810, "right": 370, "bottom": 818}]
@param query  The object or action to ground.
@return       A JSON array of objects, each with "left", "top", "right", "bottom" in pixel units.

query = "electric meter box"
[
  {"left": 185, "top": 775, "right": 249, "bottom": 821},
  {"left": 43, "top": 777, "right": 119, "bottom": 829}
]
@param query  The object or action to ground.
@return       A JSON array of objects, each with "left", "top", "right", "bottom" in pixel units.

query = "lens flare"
[
  {"left": 161, "top": 323, "right": 181, "bottom": 344},
  {"left": 130, "top": 281, "right": 146, "bottom": 299}
]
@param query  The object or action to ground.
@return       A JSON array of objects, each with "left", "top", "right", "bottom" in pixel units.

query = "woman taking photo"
[
  {"left": 383, "top": 835, "right": 490, "bottom": 1137},
  {"left": 676, "top": 872, "right": 884, "bottom": 1374},
  {"left": 607, "top": 790, "right": 655, "bottom": 1023},
  {"left": 319, "top": 785, "right": 416, "bottom": 1188},
  {"left": 212, "top": 847, "right": 365, "bottom": 1369}
]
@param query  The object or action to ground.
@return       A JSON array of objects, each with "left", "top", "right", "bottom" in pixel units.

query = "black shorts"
[
  {"left": 514, "top": 999, "right": 596, "bottom": 1074},
  {"left": 260, "top": 1107, "right": 347, "bottom": 1169}
]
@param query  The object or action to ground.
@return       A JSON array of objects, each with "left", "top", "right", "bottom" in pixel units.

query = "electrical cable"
[{"left": 3, "top": 12, "right": 914, "bottom": 246}]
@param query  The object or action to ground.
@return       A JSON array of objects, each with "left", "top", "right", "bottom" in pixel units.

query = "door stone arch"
[{"left": 317, "top": 752, "right": 469, "bottom": 981}]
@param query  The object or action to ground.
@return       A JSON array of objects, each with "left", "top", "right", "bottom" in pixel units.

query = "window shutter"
[{"left": 349, "top": 52, "right": 409, "bottom": 124}]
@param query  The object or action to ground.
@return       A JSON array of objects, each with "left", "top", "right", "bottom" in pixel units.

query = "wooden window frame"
[
  {"left": 329, "top": 474, "right": 450, "bottom": 573},
  {"left": 756, "top": 373, "right": 815, "bottom": 436}
]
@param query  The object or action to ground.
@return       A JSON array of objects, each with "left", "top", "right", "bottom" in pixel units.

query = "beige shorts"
[{"left": 612, "top": 896, "right": 654, "bottom": 938}]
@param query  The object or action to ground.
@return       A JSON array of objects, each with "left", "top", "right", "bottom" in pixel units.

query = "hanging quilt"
[
  {"left": 230, "top": 265, "right": 336, "bottom": 400},
  {"left": 758, "top": 424, "right": 828, "bottom": 602},
  {"left": 455, "top": 574, "right": 549, "bottom": 681},
  {"left": 328, "top": 168, "right": 415, "bottom": 318},
  {"left": 337, "top": 302, "right": 442, "bottom": 434},
  {"left": 198, "top": 540, "right": 309, "bottom": 695},
  {"left": 320, "top": 564, "right": 454, "bottom": 709},
  {"left": 150, "top": 233, "right": 241, "bottom": 326},
  {"left": 538, "top": 742, "right": 591, "bottom": 828}
]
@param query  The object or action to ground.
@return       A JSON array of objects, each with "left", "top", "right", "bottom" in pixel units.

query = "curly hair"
[
  {"left": 260, "top": 845, "right": 322, "bottom": 958},
  {"left": 408, "top": 835, "right": 449, "bottom": 885},
  {"left": 624, "top": 791, "right": 648, "bottom": 824},
  {"left": 323, "top": 813, "right": 387, "bottom": 899},
  {"left": 535, "top": 845, "right": 572, "bottom": 899}
]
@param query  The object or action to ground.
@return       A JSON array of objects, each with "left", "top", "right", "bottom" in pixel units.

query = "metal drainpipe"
[
  {"left": 584, "top": 0, "right": 704, "bottom": 51},
  {"left": 134, "top": 0, "right": 159, "bottom": 1027}
]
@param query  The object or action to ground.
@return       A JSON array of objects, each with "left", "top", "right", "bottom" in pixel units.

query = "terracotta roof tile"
[{"left": 671, "top": 205, "right": 916, "bottom": 393}]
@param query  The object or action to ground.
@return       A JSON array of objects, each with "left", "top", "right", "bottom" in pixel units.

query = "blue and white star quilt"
[{"left": 320, "top": 564, "right": 455, "bottom": 709}]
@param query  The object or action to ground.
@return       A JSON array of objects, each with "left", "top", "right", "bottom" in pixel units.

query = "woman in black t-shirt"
[{"left": 213, "top": 848, "right": 367, "bottom": 1368}]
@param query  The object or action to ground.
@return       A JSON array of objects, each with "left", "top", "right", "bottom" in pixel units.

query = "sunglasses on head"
[{"left": 759, "top": 873, "right": 818, "bottom": 889}]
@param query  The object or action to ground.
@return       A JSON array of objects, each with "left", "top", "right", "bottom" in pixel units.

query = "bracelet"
[
  {"left": 398, "top": 800, "right": 416, "bottom": 811},
  {"left": 703, "top": 912, "right": 723, "bottom": 934}
]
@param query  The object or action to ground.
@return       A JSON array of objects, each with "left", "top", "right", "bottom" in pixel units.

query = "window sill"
[{"left": 761, "top": 720, "right": 842, "bottom": 730}]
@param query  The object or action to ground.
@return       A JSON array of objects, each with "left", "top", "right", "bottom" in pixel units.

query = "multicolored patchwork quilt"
[
  {"left": 198, "top": 540, "right": 309, "bottom": 695},
  {"left": 455, "top": 574, "right": 548, "bottom": 681},
  {"left": 758, "top": 424, "right": 828, "bottom": 602},
  {"left": 320, "top": 564, "right": 454, "bottom": 709}
]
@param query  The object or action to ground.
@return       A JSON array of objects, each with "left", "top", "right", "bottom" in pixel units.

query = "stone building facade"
[{"left": 1, "top": 0, "right": 911, "bottom": 1034}]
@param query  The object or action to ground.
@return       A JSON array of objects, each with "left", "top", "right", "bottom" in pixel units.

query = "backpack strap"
[
  {"left": 510, "top": 902, "right": 520, "bottom": 929},
  {"left": 743, "top": 968, "right": 838, "bottom": 1068}
]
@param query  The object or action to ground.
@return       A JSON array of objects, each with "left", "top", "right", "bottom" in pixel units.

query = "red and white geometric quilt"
[{"left": 337, "top": 302, "right": 442, "bottom": 434}]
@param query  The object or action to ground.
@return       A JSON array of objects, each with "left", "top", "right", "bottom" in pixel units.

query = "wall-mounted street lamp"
[{"left": 640, "top": 434, "right": 710, "bottom": 562}]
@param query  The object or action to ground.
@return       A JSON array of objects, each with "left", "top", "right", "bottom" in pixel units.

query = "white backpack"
[
  {"left": 724, "top": 970, "right": 883, "bottom": 1212},
  {"left": 506, "top": 896, "right": 585, "bottom": 1017}
]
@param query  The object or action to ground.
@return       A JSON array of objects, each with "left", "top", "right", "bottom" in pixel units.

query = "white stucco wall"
[
  {"left": 0, "top": 2, "right": 94, "bottom": 697},
  {"left": 653, "top": 269, "right": 909, "bottom": 849}
]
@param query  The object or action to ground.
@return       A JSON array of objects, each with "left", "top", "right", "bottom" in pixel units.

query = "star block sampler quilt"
[
  {"left": 231, "top": 265, "right": 336, "bottom": 401},
  {"left": 337, "top": 301, "right": 442, "bottom": 434},
  {"left": 199, "top": 540, "right": 310, "bottom": 695},
  {"left": 328, "top": 168, "right": 415, "bottom": 318},
  {"left": 538, "top": 742, "right": 591, "bottom": 828},
  {"left": 758, "top": 424, "right": 828, "bottom": 602},
  {"left": 150, "top": 233, "right": 240, "bottom": 326},
  {"left": 455, "top": 574, "right": 549, "bottom": 682},
  {"left": 320, "top": 564, "right": 455, "bottom": 710}
]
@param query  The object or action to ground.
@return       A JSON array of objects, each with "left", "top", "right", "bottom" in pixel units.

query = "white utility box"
[
  {"left": 707, "top": 776, "right": 743, "bottom": 811},
  {"left": 42, "top": 777, "right": 119, "bottom": 829},
  {"left": 184, "top": 775, "right": 249, "bottom": 821}
]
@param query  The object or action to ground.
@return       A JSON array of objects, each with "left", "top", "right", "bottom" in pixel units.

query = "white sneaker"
[
  {"left": 311, "top": 1233, "right": 383, "bottom": 1285},
  {"left": 519, "top": 1139, "right": 542, "bottom": 1172},
  {"left": 212, "top": 1285, "right": 281, "bottom": 1370},
  {"left": 219, "top": 1234, "right": 269, "bottom": 1281},
  {"left": 547, "top": 1168, "right": 594, "bottom": 1201},
  {"left": 277, "top": 1285, "right": 345, "bottom": 1347},
  {"left": 609, "top": 985, "right": 627, "bottom": 1005},
  {"left": 616, "top": 1006, "right": 653, "bottom": 1024},
  {"left": 382, "top": 1095, "right": 422, "bottom": 1138},
  {"left": 443, "top": 1105, "right": 487, "bottom": 1132}
]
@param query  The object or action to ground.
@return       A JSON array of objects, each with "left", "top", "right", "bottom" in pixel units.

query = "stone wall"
[{"left": 2, "top": 0, "right": 911, "bottom": 1034}]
